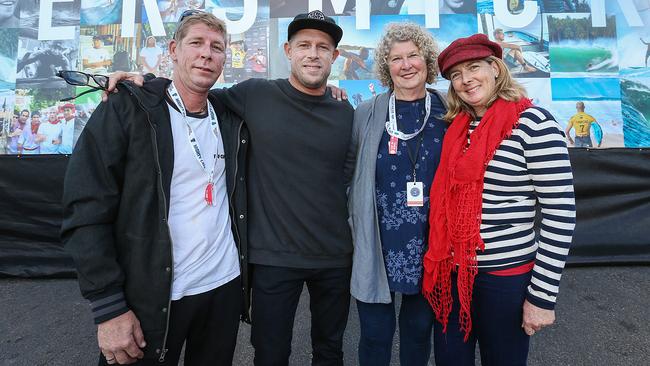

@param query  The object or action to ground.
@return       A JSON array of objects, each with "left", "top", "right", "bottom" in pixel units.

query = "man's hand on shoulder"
[
  {"left": 98, "top": 310, "right": 146, "bottom": 364},
  {"left": 101, "top": 71, "right": 146, "bottom": 102},
  {"left": 327, "top": 84, "right": 348, "bottom": 101}
]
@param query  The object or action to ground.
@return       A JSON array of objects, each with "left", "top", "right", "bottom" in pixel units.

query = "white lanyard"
[
  {"left": 385, "top": 92, "right": 431, "bottom": 141},
  {"left": 168, "top": 82, "right": 221, "bottom": 205}
]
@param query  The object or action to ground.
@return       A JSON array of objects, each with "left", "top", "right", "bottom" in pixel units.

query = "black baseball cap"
[{"left": 287, "top": 10, "right": 343, "bottom": 47}]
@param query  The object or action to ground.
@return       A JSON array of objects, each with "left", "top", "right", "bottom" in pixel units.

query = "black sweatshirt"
[{"left": 211, "top": 79, "right": 354, "bottom": 268}]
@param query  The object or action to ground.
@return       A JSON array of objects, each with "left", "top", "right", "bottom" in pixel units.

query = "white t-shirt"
[
  {"left": 37, "top": 122, "right": 63, "bottom": 154},
  {"left": 167, "top": 102, "right": 240, "bottom": 300},
  {"left": 84, "top": 47, "right": 111, "bottom": 74},
  {"left": 139, "top": 46, "right": 163, "bottom": 73}
]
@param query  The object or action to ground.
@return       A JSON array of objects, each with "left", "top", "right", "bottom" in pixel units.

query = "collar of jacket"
[
  {"left": 119, "top": 77, "right": 171, "bottom": 110},
  {"left": 120, "top": 77, "right": 227, "bottom": 116}
]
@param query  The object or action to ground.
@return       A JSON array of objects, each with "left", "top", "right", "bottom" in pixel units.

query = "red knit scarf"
[{"left": 422, "top": 97, "right": 532, "bottom": 340}]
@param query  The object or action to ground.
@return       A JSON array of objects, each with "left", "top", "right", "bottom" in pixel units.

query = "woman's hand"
[{"left": 522, "top": 299, "right": 555, "bottom": 336}]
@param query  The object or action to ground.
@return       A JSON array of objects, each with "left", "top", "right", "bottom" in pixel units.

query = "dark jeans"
[
  {"left": 357, "top": 292, "right": 434, "bottom": 366},
  {"left": 98, "top": 276, "right": 242, "bottom": 366},
  {"left": 433, "top": 272, "right": 532, "bottom": 366},
  {"left": 250, "top": 264, "right": 352, "bottom": 366}
]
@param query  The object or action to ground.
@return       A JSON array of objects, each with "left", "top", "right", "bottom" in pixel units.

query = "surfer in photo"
[
  {"left": 641, "top": 38, "right": 650, "bottom": 67},
  {"left": 565, "top": 101, "right": 602, "bottom": 148},
  {"left": 493, "top": 28, "right": 536, "bottom": 73},
  {"left": 340, "top": 47, "right": 370, "bottom": 80},
  {"left": 17, "top": 41, "right": 72, "bottom": 79}
]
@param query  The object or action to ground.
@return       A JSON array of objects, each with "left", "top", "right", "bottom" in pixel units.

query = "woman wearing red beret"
[{"left": 422, "top": 34, "right": 576, "bottom": 365}]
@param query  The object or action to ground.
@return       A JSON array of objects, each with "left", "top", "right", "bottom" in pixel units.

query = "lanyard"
[
  {"left": 167, "top": 82, "right": 220, "bottom": 185},
  {"left": 385, "top": 91, "right": 431, "bottom": 141},
  {"left": 405, "top": 133, "right": 424, "bottom": 182}
]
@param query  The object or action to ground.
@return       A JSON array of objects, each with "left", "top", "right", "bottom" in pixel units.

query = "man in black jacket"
[{"left": 61, "top": 12, "right": 249, "bottom": 366}]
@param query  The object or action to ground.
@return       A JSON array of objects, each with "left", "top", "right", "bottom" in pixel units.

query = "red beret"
[{"left": 438, "top": 33, "right": 502, "bottom": 78}]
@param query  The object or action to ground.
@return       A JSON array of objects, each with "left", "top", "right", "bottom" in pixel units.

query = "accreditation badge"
[
  {"left": 388, "top": 135, "right": 398, "bottom": 155},
  {"left": 406, "top": 181, "right": 424, "bottom": 207}
]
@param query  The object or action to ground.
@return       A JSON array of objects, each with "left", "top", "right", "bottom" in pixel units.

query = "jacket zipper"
[
  {"left": 229, "top": 121, "right": 243, "bottom": 266},
  {"left": 131, "top": 92, "right": 174, "bottom": 363}
]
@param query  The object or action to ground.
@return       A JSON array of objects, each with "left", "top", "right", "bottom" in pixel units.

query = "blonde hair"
[
  {"left": 374, "top": 22, "right": 439, "bottom": 90},
  {"left": 443, "top": 56, "right": 527, "bottom": 121},
  {"left": 173, "top": 12, "right": 227, "bottom": 43}
]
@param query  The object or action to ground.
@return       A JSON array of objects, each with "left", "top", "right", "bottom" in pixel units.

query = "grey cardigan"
[{"left": 348, "top": 89, "right": 447, "bottom": 304}]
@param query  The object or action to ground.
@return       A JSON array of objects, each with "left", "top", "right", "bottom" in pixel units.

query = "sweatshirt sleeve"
[
  {"left": 210, "top": 79, "right": 256, "bottom": 119},
  {"left": 520, "top": 107, "right": 576, "bottom": 310},
  {"left": 60, "top": 95, "right": 130, "bottom": 324}
]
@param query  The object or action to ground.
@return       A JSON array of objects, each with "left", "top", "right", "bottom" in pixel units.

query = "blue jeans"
[
  {"left": 433, "top": 271, "right": 532, "bottom": 366},
  {"left": 357, "top": 292, "right": 434, "bottom": 366}
]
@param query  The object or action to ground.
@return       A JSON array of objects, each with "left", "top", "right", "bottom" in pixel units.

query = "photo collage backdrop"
[{"left": 1, "top": 0, "right": 649, "bottom": 154}]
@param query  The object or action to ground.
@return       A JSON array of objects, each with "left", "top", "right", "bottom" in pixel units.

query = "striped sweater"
[{"left": 469, "top": 106, "right": 576, "bottom": 310}]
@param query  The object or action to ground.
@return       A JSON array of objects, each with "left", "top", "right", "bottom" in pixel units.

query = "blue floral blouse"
[{"left": 375, "top": 95, "right": 447, "bottom": 294}]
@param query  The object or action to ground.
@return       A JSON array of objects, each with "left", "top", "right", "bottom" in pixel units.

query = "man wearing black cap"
[{"left": 209, "top": 11, "right": 354, "bottom": 366}]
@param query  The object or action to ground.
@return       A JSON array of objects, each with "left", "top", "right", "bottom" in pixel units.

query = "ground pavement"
[{"left": 1, "top": 266, "right": 648, "bottom": 365}]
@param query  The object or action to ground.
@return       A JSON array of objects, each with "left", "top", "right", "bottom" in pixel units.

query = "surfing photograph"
[
  {"left": 550, "top": 77, "right": 624, "bottom": 148},
  {"left": 548, "top": 13, "right": 618, "bottom": 76},
  {"left": 335, "top": 15, "right": 385, "bottom": 81},
  {"left": 480, "top": 12, "right": 550, "bottom": 78},
  {"left": 16, "top": 36, "right": 79, "bottom": 90},
  {"left": 20, "top": 0, "right": 80, "bottom": 33},
  {"left": 621, "top": 77, "right": 650, "bottom": 147},
  {"left": 616, "top": 1, "right": 650, "bottom": 78},
  {"left": 0, "top": 28, "right": 18, "bottom": 90},
  {"left": 81, "top": 0, "right": 124, "bottom": 26}
]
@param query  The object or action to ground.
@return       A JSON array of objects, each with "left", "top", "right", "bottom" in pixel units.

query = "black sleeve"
[
  {"left": 60, "top": 94, "right": 130, "bottom": 324},
  {"left": 210, "top": 79, "right": 257, "bottom": 119}
]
